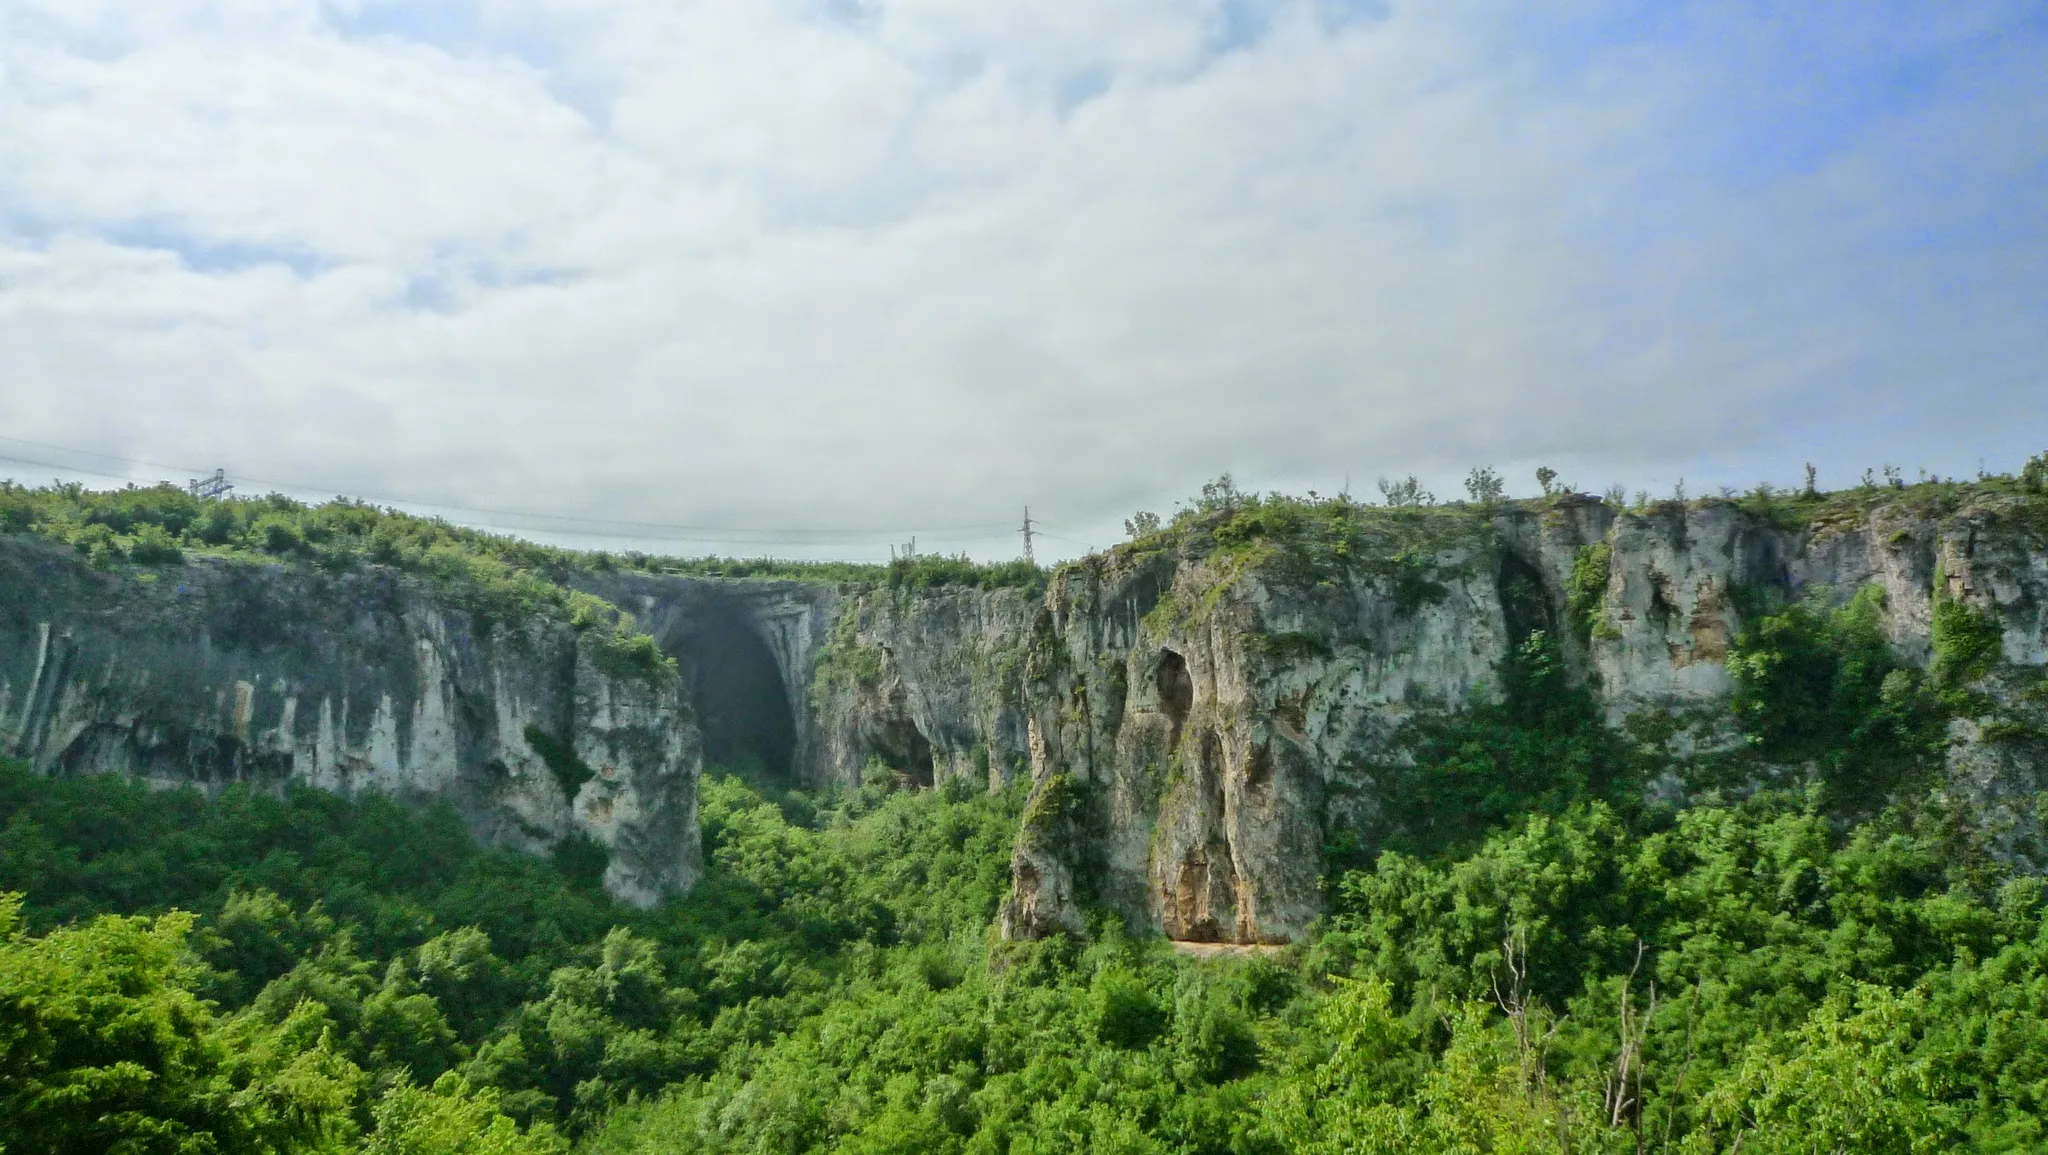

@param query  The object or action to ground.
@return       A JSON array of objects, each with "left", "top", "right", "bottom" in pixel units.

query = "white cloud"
[{"left": 1, "top": 0, "right": 2043, "bottom": 558}]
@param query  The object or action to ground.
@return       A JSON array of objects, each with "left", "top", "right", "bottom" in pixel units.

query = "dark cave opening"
[
  {"left": 1156, "top": 649, "right": 1193, "bottom": 751},
  {"left": 1495, "top": 552, "right": 1556, "bottom": 646},
  {"left": 680, "top": 611, "right": 797, "bottom": 786},
  {"left": 871, "top": 714, "right": 936, "bottom": 789}
]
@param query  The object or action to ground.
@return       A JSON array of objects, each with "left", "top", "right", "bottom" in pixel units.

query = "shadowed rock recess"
[{"left": 6, "top": 487, "right": 2048, "bottom": 938}]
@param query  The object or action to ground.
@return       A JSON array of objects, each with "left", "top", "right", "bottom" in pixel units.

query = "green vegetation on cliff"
[
  {"left": 0, "top": 483, "right": 1047, "bottom": 696},
  {"left": 0, "top": 481, "right": 683, "bottom": 683},
  {"left": 1361, "top": 630, "right": 1643, "bottom": 864},
  {"left": 1110, "top": 474, "right": 1482, "bottom": 599},
  {"left": 0, "top": 481, "right": 1043, "bottom": 596},
  {"left": 1109, "top": 457, "right": 2048, "bottom": 599}
]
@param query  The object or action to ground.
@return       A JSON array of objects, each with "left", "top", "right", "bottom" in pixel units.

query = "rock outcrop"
[
  {"left": 797, "top": 494, "right": 2048, "bottom": 946},
  {"left": 7, "top": 487, "right": 2046, "bottom": 940},
  {"left": 0, "top": 536, "right": 700, "bottom": 908}
]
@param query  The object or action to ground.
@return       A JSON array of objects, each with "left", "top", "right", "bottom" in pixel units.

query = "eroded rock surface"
[
  {"left": 0, "top": 537, "right": 700, "bottom": 908},
  {"left": 791, "top": 497, "right": 2048, "bottom": 946},
  {"left": 8, "top": 489, "right": 2046, "bottom": 940}
]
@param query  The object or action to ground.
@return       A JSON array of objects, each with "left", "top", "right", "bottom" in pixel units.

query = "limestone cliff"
[
  {"left": 790, "top": 492, "right": 2048, "bottom": 946},
  {"left": 0, "top": 536, "right": 700, "bottom": 908},
  {"left": 8, "top": 483, "right": 2046, "bottom": 944}
]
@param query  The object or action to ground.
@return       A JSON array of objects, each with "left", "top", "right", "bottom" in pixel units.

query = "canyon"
[{"left": 5, "top": 488, "right": 2045, "bottom": 941}]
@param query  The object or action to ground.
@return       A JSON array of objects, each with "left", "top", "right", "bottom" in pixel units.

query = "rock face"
[
  {"left": 8, "top": 488, "right": 2046, "bottom": 939},
  {"left": 0, "top": 537, "right": 700, "bottom": 908},
  {"left": 787, "top": 495, "right": 2048, "bottom": 946},
  {"left": 572, "top": 571, "right": 1041, "bottom": 793}
]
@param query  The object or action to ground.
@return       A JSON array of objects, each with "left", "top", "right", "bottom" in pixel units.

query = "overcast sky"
[{"left": 2, "top": 1, "right": 2044, "bottom": 560}]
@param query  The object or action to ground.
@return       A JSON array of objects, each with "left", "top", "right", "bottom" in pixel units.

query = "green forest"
[
  {"left": 7, "top": 467, "right": 2048, "bottom": 1152},
  {"left": 8, "top": 623, "right": 2048, "bottom": 1152}
]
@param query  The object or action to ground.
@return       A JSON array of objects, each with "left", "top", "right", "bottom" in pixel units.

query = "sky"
[{"left": 2, "top": 0, "right": 2044, "bottom": 561}]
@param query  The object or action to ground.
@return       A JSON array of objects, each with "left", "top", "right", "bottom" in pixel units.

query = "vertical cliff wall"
[
  {"left": 775, "top": 492, "right": 2048, "bottom": 947},
  {"left": 573, "top": 571, "right": 1040, "bottom": 794},
  {"left": 8, "top": 485, "right": 2045, "bottom": 942},
  {"left": 0, "top": 536, "right": 701, "bottom": 908}
]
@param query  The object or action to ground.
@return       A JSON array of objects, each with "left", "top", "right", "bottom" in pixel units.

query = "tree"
[
  {"left": 1464, "top": 466, "right": 1506, "bottom": 505},
  {"left": 0, "top": 895, "right": 361, "bottom": 1155},
  {"left": 365, "top": 1073, "right": 567, "bottom": 1155},
  {"left": 1377, "top": 475, "right": 1434, "bottom": 507},
  {"left": 1193, "top": 475, "right": 1246, "bottom": 513},
  {"left": 2022, "top": 451, "right": 2048, "bottom": 494},
  {"left": 1093, "top": 969, "right": 1167, "bottom": 1050}
]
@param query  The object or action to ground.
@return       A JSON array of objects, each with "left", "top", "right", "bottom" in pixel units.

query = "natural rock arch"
[{"left": 676, "top": 607, "right": 797, "bottom": 787}]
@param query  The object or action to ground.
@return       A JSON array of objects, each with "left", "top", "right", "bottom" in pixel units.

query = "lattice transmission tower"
[{"left": 187, "top": 469, "right": 233, "bottom": 500}]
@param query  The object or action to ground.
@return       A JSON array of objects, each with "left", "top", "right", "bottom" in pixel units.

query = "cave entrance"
[
  {"left": 871, "top": 714, "right": 935, "bottom": 789},
  {"left": 1495, "top": 552, "right": 1555, "bottom": 646},
  {"left": 679, "top": 610, "right": 796, "bottom": 787},
  {"left": 1156, "top": 649, "right": 1193, "bottom": 751}
]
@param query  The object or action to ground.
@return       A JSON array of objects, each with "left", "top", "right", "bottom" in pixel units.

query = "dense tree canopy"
[
  {"left": 7, "top": 737, "right": 2048, "bottom": 1154},
  {"left": 7, "top": 465, "right": 2048, "bottom": 1151}
]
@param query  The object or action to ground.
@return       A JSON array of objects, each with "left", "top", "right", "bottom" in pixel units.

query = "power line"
[{"left": 0, "top": 436, "right": 1022, "bottom": 543}]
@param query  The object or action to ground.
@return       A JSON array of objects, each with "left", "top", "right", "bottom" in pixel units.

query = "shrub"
[
  {"left": 1727, "top": 586, "right": 1947, "bottom": 808},
  {"left": 1094, "top": 969, "right": 1168, "bottom": 1050},
  {"left": 550, "top": 835, "right": 610, "bottom": 890},
  {"left": 255, "top": 513, "right": 305, "bottom": 555},
  {"left": 1176, "top": 994, "right": 1260, "bottom": 1083},
  {"left": 2020, "top": 452, "right": 2048, "bottom": 494},
  {"left": 128, "top": 524, "right": 185, "bottom": 565},
  {"left": 0, "top": 486, "right": 37, "bottom": 533},
  {"left": 1931, "top": 571, "right": 2003, "bottom": 690},
  {"left": 1378, "top": 630, "right": 1636, "bottom": 856},
  {"left": 195, "top": 502, "right": 242, "bottom": 545},
  {"left": 1566, "top": 542, "right": 1616, "bottom": 642},
  {"left": 1377, "top": 475, "right": 1434, "bottom": 507},
  {"left": 71, "top": 522, "right": 124, "bottom": 567},
  {"left": 525, "top": 726, "right": 595, "bottom": 801}
]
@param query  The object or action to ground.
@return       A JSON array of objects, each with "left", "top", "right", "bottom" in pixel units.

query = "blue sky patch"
[
  {"left": 100, "top": 219, "right": 330, "bottom": 278},
  {"left": 1207, "top": 0, "right": 1276, "bottom": 55},
  {"left": 1056, "top": 66, "right": 1115, "bottom": 117},
  {"left": 1317, "top": 0, "right": 1391, "bottom": 31},
  {"left": 322, "top": 0, "right": 563, "bottom": 72}
]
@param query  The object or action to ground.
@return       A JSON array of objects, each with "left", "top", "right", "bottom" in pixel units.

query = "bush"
[
  {"left": 587, "top": 622, "right": 677, "bottom": 685},
  {"left": 0, "top": 486, "right": 36, "bottom": 533},
  {"left": 128, "top": 524, "right": 185, "bottom": 565},
  {"left": 1378, "top": 630, "right": 1637, "bottom": 856},
  {"left": 195, "top": 502, "right": 242, "bottom": 545},
  {"left": 2020, "top": 451, "right": 2048, "bottom": 494},
  {"left": 255, "top": 513, "right": 305, "bottom": 555},
  {"left": 70, "top": 522, "right": 124, "bottom": 567},
  {"left": 1094, "top": 969, "right": 1168, "bottom": 1050},
  {"left": 550, "top": 834, "right": 610, "bottom": 890},
  {"left": 1175, "top": 995, "right": 1260, "bottom": 1083},
  {"left": 1565, "top": 542, "right": 1616, "bottom": 642},
  {"left": 1727, "top": 586, "right": 1945, "bottom": 806},
  {"left": 1931, "top": 577, "right": 2003, "bottom": 690},
  {"left": 524, "top": 726, "right": 595, "bottom": 801}
]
